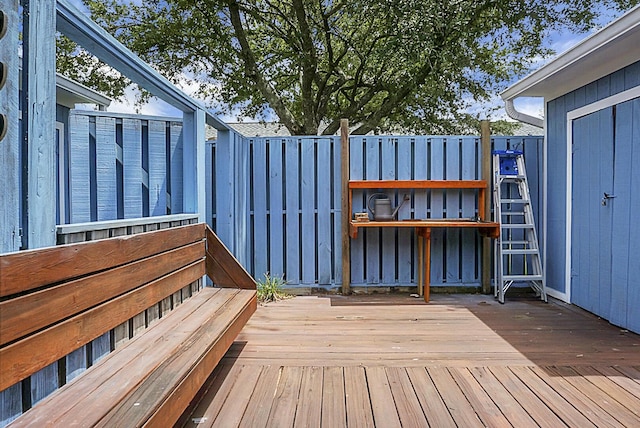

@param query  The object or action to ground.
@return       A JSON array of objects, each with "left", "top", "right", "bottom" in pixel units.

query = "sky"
[{"left": 70, "top": 1, "right": 630, "bottom": 124}]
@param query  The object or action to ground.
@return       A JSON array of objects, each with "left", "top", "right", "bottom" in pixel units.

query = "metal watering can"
[{"left": 367, "top": 193, "right": 409, "bottom": 221}]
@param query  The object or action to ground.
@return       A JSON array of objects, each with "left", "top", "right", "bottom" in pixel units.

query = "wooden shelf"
[
  {"left": 349, "top": 219, "right": 500, "bottom": 239},
  {"left": 348, "top": 179, "right": 487, "bottom": 189},
  {"left": 347, "top": 179, "right": 498, "bottom": 303}
]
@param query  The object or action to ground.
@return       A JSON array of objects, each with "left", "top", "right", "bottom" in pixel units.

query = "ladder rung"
[
  {"left": 501, "top": 212, "right": 525, "bottom": 216},
  {"left": 501, "top": 224, "right": 534, "bottom": 229},
  {"left": 502, "top": 249, "right": 539, "bottom": 255},
  {"left": 500, "top": 240, "right": 531, "bottom": 246},
  {"left": 500, "top": 199, "right": 528, "bottom": 203},
  {"left": 503, "top": 274, "right": 544, "bottom": 281}
]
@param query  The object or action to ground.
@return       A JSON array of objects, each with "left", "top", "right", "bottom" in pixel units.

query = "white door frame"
[{"left": 564, "top": 85, "right": 640, "bottom": 304}]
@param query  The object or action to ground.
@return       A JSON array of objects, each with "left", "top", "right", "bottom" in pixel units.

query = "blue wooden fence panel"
[
  {"left": 123, "top": 119, "right": 143, "bottom": 218},
  {"left": 211, "top": 134, "right": 542, "bottom": 290},
  {"left": 397, "top": 138, "right": 413, "bottom": 284},
  {"left": 285, "top": 138, "right": 301, "bottom": 283},
  {"left": 317, "top": 140, "right": 333, "bottom": 285},
  {"left": 66, "top": 112, "right": 184, "bottom": 225},
  {"left": 95, "top": 117, "right": 117, "bottom": 221},
  {"left": 169, "top": 122, "right": 183, "bottom": 214},
  {"left": 350, "top": 138, "right": 365, "bottom": 285},
  {"left": 251, "top": 138, "right": 268, "bottom": 278},
  {"left": 148, "top": 120, "right": 167, "bottom": 216},
  {"left": 269, "top": 138, "right": 285, "bottom": 278},
  {"left": 301, "top": 138, "right": 316, "bottom": 285},
  {"left": 69, "top": 114, "right": 91, "bottom": 223}
]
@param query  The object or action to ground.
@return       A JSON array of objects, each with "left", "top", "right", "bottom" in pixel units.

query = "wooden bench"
[{"left": 0, "top": 223, "right": 256, "bottom": 426}]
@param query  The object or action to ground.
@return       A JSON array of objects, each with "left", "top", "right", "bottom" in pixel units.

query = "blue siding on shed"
[
  {"left": 612, "top": 98, "right": 640, "bottom": 333},
  {"left": 546, "top": 60, "right": 640, "bottom": 296},
  {"left": 546, "top": 59, "right": 640, "bottom": 333}
]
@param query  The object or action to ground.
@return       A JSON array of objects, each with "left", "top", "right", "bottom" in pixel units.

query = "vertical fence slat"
[
  {"left": 349, "top": 137, "right": 365, "bottom": 285},
  {"left": 123, "top": 119, "right": 142, "bottom": 218},
  {"left": 252, "top": 139, "right": 268, "bottom": 279},
  {"left": 333, "top": 138, "right": 343, "bottom": 286},
  {"left": 430, "top": 138, "right": 445, "bottom": 285},
  {"left": 461, "top": 137, "right": 479, "bottom": 283},
  {"left": 285, "top": 138, "right": 300, "bottom": 283},
  {"left": 397, "top": 137, "right": 413, "bottom": 285},
  {"left": 69, "top": 114, "right": 91, "bottom": 223},
  {"left": 445, "top": 137, "right": 461, "bottom": 284},
  {"left": 148, "top": 120, "right": 167, "bottom": 216},
  {"left": 170, "top": 122, "right": 183, "bottom": 213},
  {"left": 365, "top": 137, "right": 380, "bottom": 284},
  {"left": 269, "top": 139, "right": 285, "bottom": 278},
  {"left": 30, "top": 363, "right": 58, "bottom": 407},
  {"left": 414, "top": 137, "right": 428, "bottom": 284},
  {"left": 317, "top": 138, "right": 332, "bottom": 286},
  {"left": 381, "top": 137, "right": 397, "bottom": 285},
  {"left": 65, "top": 347, "right": 87, "bottom": 382},
  {"left": 96, "top": 117, "right": 117, "bottom": 221},
  {"left": 301, "top": 138, "right": 316, "bottom": 285}
]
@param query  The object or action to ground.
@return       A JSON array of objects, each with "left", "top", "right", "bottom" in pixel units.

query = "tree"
[{"left": 61, "top": 0, "right": 638, "bottom": 135}]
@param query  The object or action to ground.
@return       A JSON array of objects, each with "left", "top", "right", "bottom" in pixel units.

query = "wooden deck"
[{"left": 183, "top": 294, "right": 640, "bottom": 427}]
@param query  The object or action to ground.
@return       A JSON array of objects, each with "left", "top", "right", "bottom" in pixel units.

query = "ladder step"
[
  {"left": 501, "top": 224, "right": 534, "bottom": 229},
  {"left": 503, "top": 274, "right": 544, "bottom": 281},
  {"left": 501, "top": 212, "right": 525, "bottom": 216},
  {"left": 500, "top": 240, "right": 530, "bottom": 245},
  {"left": 500, "top": 199, "right": 529, "bottom": 204},
  {"left": 499, "top": 175, "right": 526, "bottom": 180},
  {"left": 502, "top": 249, "right": 539, "bottom": 255}
]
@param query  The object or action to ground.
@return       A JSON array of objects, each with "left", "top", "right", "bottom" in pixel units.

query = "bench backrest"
[{"left": 0, "top": 223, "right": 255, "bottom": 391}]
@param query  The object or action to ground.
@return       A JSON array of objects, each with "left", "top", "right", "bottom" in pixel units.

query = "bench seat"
[
  {"left": 9, "top": 287, "right": 255, "bottom": 427},
  {"left": 1, "top": 223, "right": 257, "bottom": 427}
]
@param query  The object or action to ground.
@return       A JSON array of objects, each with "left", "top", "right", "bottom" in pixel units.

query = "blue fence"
[
  {"left": 211, "top": 134, "right": 543, "bottom": 290},
  {"left": 63, "top": 111, "right": 184, "bottom": 224},
  {"left": 61, "top": 112, "right": 542, "bottom": 290}
]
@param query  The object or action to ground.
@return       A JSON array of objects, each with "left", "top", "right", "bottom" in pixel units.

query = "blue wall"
[{"left": 545, "top": 60, "right": 640, "bottom": 298}]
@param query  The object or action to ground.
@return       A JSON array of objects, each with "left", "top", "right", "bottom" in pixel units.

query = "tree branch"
[{"left": 227, "top": 0, "right": 304, "bottom": 134}]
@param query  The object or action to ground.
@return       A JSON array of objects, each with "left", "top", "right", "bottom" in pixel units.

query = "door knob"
[{"left": 601, "top": 192, "right": 616, "bottom": 206}]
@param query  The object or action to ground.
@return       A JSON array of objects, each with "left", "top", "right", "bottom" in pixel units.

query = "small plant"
[{"left": 257, "top": 273, "right": 289, "bottom": 303}]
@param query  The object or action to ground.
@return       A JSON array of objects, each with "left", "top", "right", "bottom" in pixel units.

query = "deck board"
[
  {"left": 294, "top": 366, "right": 323, "bottom": 428},
  {"left": 186, "top": 294, "right": 640, "bottom": 427}
]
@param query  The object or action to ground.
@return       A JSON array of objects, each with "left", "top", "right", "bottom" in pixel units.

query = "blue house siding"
[{"left": 546, "top": 60, "right": 640, "bottom": 331}]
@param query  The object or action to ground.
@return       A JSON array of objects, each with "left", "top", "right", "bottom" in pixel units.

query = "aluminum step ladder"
[{"left": 493, "top": 150, "right": 546, "bottom": 303}]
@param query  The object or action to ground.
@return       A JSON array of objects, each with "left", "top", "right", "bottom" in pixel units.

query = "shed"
[{"left": 502, "top": 5, "right": 640, "bottom": 333}]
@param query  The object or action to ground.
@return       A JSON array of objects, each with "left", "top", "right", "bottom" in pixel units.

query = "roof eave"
[
  {"left": 501, "top": 5, "right": 640, "bottom": 101},
  {"left": 56, "top": 0, "right": 231, "bottom": 132}
]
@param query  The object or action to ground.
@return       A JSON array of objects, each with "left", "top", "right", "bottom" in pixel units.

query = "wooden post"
[
  {"left": 340, "top": 119, "right": 351, "bottom": 295},
  {"left": 481, "top": 120, "right": 492, "bottom": 294},
  {"left": 182, "top": 109, "right": 206, "bottom": 223},
  {"left": 0, "top": 0, "right": 21, "bottom": 253},
  {"left": 25, "top": 0, "right": 57, "bottom": 249}
]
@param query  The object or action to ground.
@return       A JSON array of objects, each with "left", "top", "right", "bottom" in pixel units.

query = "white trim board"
[{"left": 564, "top": 85, "right": 640, "bottom": 304}]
